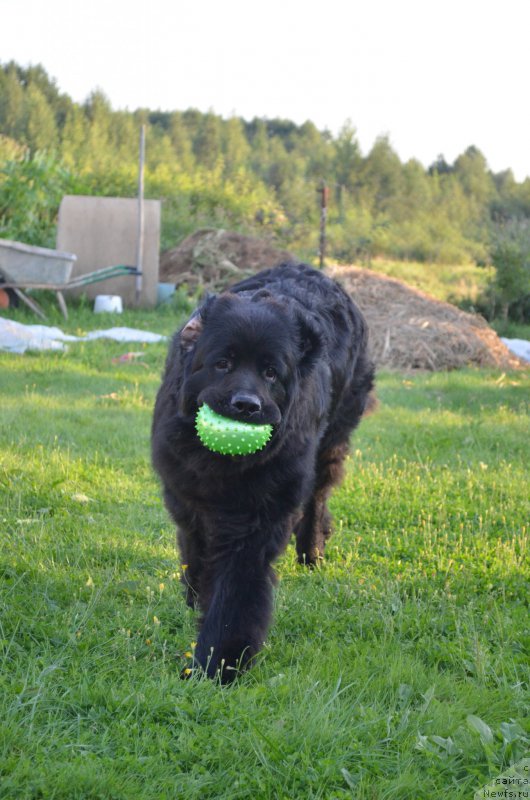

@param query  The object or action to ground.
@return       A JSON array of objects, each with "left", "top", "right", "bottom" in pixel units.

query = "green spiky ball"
[{"left": 195, "top": 403, "right": 272, "bottom": 456}]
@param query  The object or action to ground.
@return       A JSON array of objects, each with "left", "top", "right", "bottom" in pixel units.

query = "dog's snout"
[{"left": 230, "top": 392, "right": 262, "bottom": 416}]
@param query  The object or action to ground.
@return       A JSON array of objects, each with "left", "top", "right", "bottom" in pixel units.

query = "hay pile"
[
  {"left": 160, "top": 229, "right": 293, "bottom": 291},
  {"left": 328, "top": 265, "right": 523, "bottom": 371},
  {"left": 160, "top": 229, "right": 522, "bottom": 371}
]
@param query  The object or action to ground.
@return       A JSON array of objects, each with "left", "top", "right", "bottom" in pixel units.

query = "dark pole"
[{"left": 318, "top": 181, "right": 329, "bottom": 269}]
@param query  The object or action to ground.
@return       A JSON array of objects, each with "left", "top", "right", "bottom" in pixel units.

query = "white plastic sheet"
[
  {"left": 0, "top": 317, "right": 166, "bottom": 354},
  {"left": 501, "top": 338, "right": 530, "bottom": 363}
]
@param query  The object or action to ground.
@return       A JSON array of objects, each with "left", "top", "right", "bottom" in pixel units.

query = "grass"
[
  {"left": 489, "top": 319, "right": 530, "bottom": 342},
  {"left": 364, "top": 259, "right": 495, "bottom": 307},
  {"left": 0, "top": 298, "right": 529, "bottom": 799}
]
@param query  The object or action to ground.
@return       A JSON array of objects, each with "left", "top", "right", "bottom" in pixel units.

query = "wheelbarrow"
[{"left": 0, "top": 238, "right": 141, "bottom": 320}]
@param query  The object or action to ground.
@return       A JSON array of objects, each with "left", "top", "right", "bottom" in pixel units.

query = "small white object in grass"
[{"left": 94, "top": 295, "right": 123, "bottom": 314}]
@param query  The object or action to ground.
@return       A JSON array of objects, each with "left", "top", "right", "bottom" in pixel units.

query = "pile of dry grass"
[
  {"left": 328, "top": 265, "right": 523, "bottom": 371},
  {"left": 160, "top": 229, "right": 293, "bottom": 291},
  {"left": 160, "top": 229, "right": 522, "bottom": 371}
]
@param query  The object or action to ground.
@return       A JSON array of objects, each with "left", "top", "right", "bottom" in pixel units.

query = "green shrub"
[
  {"left": 0, "top": 152, "right": 79, "bottom": 246},
  {"left": 488, "top": 221, "right": 530, "bottom": 321}
]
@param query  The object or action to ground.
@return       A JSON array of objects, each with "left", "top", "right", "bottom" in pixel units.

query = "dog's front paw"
[
  {"left": 193, "top": 638, "right": 255, "bottom": 684},
  {"left": 297, "top": 548, "right": 325, "bottom": 567}
]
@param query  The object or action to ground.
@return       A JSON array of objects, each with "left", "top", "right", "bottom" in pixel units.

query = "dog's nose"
[{"left": 230, "top": 392, "right": 262, "bottom": 416}]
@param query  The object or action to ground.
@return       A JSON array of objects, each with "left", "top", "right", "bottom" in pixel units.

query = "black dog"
[{"left": 151, "top": 263, "right": 374, "bottom": 681}]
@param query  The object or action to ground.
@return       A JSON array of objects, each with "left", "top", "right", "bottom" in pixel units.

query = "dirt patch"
[
  {"left": 328, "top": 265, "right": 523, "bottom": 371},
  {"left": 160, "top": 229, "right": 294, "bottom": 291}
]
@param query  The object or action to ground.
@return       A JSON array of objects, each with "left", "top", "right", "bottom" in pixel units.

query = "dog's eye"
[
  {"left": 264, "top": 366, "right": 277, "bottom": 382},
  {"left": 215, "top": 358, "right": 232, "bottom": 372}
]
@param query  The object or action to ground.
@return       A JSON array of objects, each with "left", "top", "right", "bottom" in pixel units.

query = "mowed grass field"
[{"left": 0, "top": 298, "right": 529, "bottom": 799}]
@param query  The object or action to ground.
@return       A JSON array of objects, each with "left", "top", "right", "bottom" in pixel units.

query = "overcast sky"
[{"left": 1, "top": 0, "right": 529, "bottom": 179}]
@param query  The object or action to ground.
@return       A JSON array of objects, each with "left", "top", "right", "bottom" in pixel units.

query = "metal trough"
[{"left": 0, "top": 238, "right": 77, "bottom": 285}]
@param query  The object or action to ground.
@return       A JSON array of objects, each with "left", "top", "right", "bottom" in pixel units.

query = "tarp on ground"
[{"left": 0, "top": 317, "right": 166, "bottom": 353}]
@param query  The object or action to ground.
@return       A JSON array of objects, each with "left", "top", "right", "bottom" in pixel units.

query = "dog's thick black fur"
[{"left": 152, "top": 263, "right": 374, "bottom": 682}]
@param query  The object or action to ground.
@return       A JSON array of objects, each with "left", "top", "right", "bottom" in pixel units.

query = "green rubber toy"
[{"left": 195, "top": 403, "right": 273, "bottom": 456}]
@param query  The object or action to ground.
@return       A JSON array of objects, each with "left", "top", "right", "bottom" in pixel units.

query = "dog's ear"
[
  {"left": 296, "top": 312, "right": 324, "bottom": 375},
  {"left": 180, "top": 313, "right": 203, "bottom": 353},
  {"left": 179, "top": 295, "right": 217, "bottom": 353}
]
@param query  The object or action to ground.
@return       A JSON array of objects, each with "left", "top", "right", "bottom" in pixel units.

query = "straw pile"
[
  {"left": 160, "top": 229, "right": 293, "bottom": 291},
  {"left": 328, "top": 265, "right": 523, "bottom": 371},
  {"left": 160, "top": 229, "right": 522, "bottom": 371}
]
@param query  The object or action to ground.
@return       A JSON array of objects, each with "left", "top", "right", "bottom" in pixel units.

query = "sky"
[{"left": 1, "top": 0, "right": 529, "bottom": 180}]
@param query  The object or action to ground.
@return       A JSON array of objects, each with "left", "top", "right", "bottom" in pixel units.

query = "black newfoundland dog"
[{"left": 152, "top": 263, "right": 374, "bottom": 682}]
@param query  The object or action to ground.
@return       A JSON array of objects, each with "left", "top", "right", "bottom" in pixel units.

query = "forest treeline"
[{"left": 1, "top": 61, "right": 530, "bottom": 300}]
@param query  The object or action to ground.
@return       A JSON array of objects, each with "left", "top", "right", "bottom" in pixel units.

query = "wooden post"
[
  {"left": 135, "top": 124, "right": 146, "bottom": 305},
  {"left": 318, "top": 181, "right": 329, "bottom": 269}
]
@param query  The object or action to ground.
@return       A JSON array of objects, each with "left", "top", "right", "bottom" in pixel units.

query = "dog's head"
[{"left": 177, "top": 290, "right": 323, "bottom": 431}]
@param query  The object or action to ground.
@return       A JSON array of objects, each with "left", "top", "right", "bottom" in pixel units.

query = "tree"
[
  {"left": 193, "top": 112, "right": 222, "bottom": 170},
  {"left": 168, "top": 112, "right": 195, "bottom": 171},
  {"left": 489, "top": 220, "right": 530, "bottom": 320},
  {"left": 83, "top": 90, "right": 114, "bottom": 171},
  {"left": 292, "top": 120, "right": 333, "bottom": 182},
  {"left": 25, "top": 83, "right": 58, "bottom": 152},
  {"left": 222, "top": 116, "right": 251, "bottom": 176},
  {"left": 249, "top": 118, "right": 271, "bottom": 180},
  {"left": 61, "top": 105, "right": 89, "bottom": 168},
  {"left": 360, "top": 135, "right": 404, "bottom": 213},
  {"left": 453, "top": 146, "right": 495, "bottom": 205},
  {"left": 0, "top": 65, "right": 26, "bottom": 140},
  {"left": 428, "top": 154, "right": 453, "bottom": 176},
  {"left": 333, "top": 120, "right": 361, "bottom": 194}
]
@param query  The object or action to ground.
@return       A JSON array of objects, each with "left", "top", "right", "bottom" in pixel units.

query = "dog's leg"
[
  {"left": 295, "top": 360, "right": 375, "bottom": 566},
  {"left": 295, "top": 441, "right": 349, "bottom": 566},
  {"left": 177, "top": 526, "right": 206, "bottom": 608},
  {"left": 163, "top": 490, "right": 205, "bottom": 608},
  {"left": 193, "top": 523, "right": 287, "bottom": 682}
]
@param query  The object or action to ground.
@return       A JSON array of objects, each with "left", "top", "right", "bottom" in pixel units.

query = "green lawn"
[{"left": 0, "top": 301, "right": 529, "bottom": 799}]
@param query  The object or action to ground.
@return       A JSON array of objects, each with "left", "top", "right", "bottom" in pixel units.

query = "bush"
[
  {"left": 488, "top": 221, "right": 530, "bottom": 321},
  {"left": 0, "top": 152, "right": 79, "bottom": 247}
]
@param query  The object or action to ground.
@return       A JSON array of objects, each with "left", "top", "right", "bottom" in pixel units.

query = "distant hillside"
[{"left": 1, "top": 60, "right": 530, "bottom": 265}]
